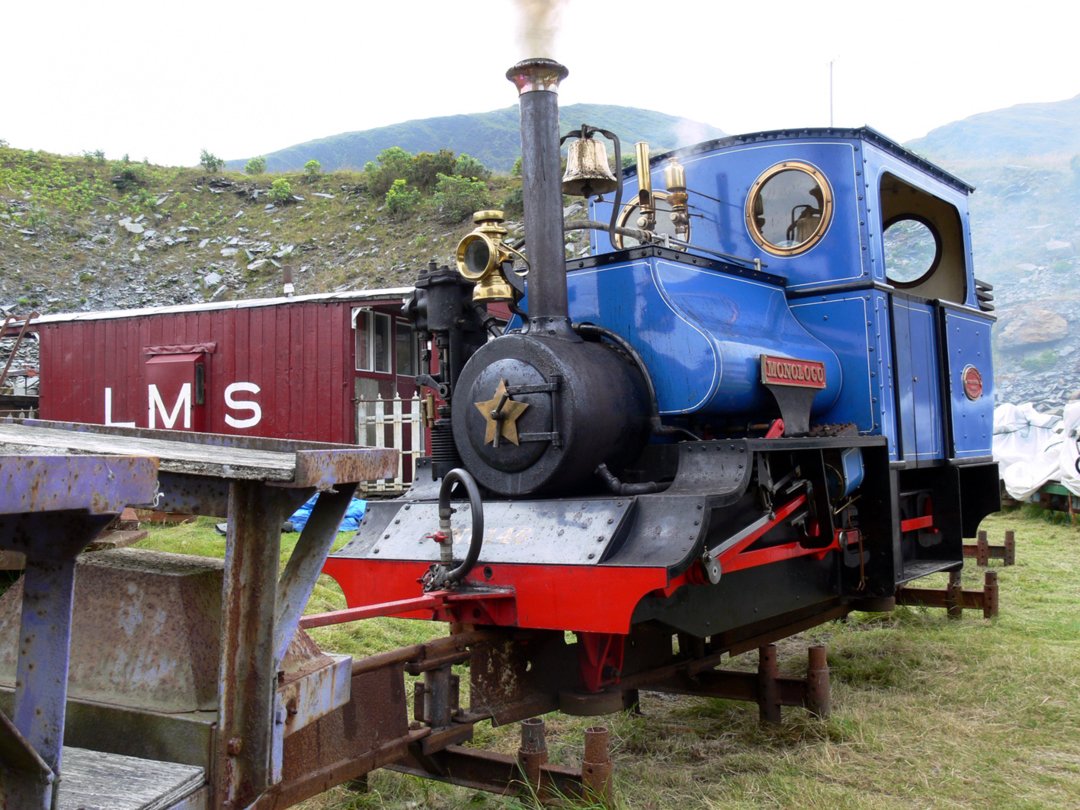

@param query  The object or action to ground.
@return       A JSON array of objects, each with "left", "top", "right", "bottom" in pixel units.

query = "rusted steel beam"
[
  {"left": 805, "top": 645, "right": 831, "bottom": 717},
  {"left": 581, "top": 726, "right": 613, "bottom": 806},
  {"left": 518, "top": 717, "right": 548, "bottom": 788},
  {"left": 0, "top": 455, "right": 158, "bottom": 515},
  {"left": 0, "top": 668, "right": 54, "bottom": 808},
  {"left": 757, "top": 644, "right": 782, "bottom": 724},
  {"left": 962, "top": 529, "right": 1016, "bottom": 566},
  {"left": 292, "top": 449, "right": 398, "bottom": 491},
  {"left": 896, "top": 570, "right": 1000, "bottom": 618},
  {"left": 257, "top": 664, "right": 416, "bottom": 809},
  {"left": 0, "top": 454, "right": 157, "bottom": 810},
  {"left": 983, "top": 570, "right": 999, "bottom": 618},
  {"left": 724, "top": 603, "right": 850, "bottom": 657},
  {"left": 391, "top": 744, "right": 590, "bottom": 802},
  {"left": 274, "top": 484, "right": 358, "bottom": 662},
  {"left": 349, "top": 630, "right": 496, "bottom": 676},
  {"left": 646, "top": 644, "right": 832, "bottom": 722},
  {"left": 215, "top": 481, "right": 287, "bottom": 809}
]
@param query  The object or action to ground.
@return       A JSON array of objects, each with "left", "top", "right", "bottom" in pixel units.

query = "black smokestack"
[{"left": 506, "top": 58, "right": 573, "bottom": 338}]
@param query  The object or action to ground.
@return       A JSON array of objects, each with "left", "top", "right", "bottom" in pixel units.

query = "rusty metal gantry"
[
  {"left": 0, "top": 419, "right": 396, "bottom": 809},
  {"left": 0, "top": 454, "right": 159, "bottom": 808}
]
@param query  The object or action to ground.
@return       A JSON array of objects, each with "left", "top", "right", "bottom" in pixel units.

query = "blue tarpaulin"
[{"left": 288, "top": 495, "right": 368, "bottom": 532}]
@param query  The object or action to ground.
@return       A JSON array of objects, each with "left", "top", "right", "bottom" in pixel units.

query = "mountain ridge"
[{"left": 227, "top": 103, "right": 725, "bottom": 174}]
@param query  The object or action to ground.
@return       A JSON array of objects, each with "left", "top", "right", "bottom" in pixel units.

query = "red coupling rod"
[{"left": 300, "top": 593, "right": 445, "bottom": 628}]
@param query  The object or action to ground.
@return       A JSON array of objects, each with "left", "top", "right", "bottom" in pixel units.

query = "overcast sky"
[{"left": 4, "top": 1, "right": 1078, "bottom": 167}]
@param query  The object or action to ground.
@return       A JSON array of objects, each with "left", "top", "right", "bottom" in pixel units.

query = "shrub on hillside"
[
  {"left": 454, "top": 153, "right": 490, "bottom": 181},
  {"left": 200, "top": 150, "right": 225, "bottom": 173},
  {"left": 501, "top": 184, "right": 524, "bottom": 217},
  {"left": 269, "top": 178, "right": 293, "bottom": 204},
  {"left": 365, "top": 146, "right": 413, "bottom": 196},
  {"left": 431, "top": 173, "right": 490, "bottom": 223},
  {"left": 112, "top": 164, "right": 148, "bottom": 192},
  {"left": 385, "top": 178, "right": 420, "bottom": 220},
  {"left": 304, "top": 159, "right": 321, "bottom": 181},
  {"left": 245, "top": 156, "right": 267, "bottom": 175},
  {"left": 410, "top": 150, "right": 456, "bottom": 190}
]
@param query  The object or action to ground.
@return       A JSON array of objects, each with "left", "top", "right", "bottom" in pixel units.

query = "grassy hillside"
[
  {"left": 0, "top": 145, "right": 521, "bottom": 316},
  {"left": 228, "top": 104, "right": 724, "bottom": 174}
]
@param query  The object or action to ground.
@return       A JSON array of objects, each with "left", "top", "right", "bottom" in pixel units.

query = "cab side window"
[{"left": 880, "top": 173, "right": 966, "bottom": 302}]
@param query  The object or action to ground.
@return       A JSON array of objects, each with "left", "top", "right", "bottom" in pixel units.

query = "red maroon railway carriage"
[{"left": 30, "top": 290, "right": 429, "bottom": 490}]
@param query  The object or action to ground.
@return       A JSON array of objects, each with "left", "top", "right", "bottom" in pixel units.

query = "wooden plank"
[
  {"left": 57, "top": 746, "right": 205, "bottom": 810},
  {"left": 0, "top": 423, "right": 298, "bottom": 481}
]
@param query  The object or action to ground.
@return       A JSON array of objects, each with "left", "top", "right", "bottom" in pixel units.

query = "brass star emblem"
[{"left": 474, "top": 379, "right": 529, "bottom": 447}]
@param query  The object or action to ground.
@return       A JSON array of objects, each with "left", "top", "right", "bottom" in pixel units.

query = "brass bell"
[{"left": 562, "top": 134, "right": 618, "bottom": 198}]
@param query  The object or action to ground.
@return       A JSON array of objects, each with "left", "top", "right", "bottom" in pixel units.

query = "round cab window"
[
  {"left": 745, "top": 162, "right": 832, "bottom": 256},
  {"left": 883, "top": 217, "right": 940, "bottom": 285}
]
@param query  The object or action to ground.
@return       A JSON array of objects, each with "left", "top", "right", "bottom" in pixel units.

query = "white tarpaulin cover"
[{"left": 993, "top": 402, "right": 1080, "bottom": 500}]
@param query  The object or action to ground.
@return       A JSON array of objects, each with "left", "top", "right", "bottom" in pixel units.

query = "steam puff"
[
  {"left": 514, "top": 0, "right": 567, "bottom": 57},
  {"left": 674, "top": 118, "right": 713, "bottom": 147}
]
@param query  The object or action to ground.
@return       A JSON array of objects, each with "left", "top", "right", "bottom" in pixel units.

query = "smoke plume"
[{"left": 514, "top": 0, "right": 567, "bottom": 57}]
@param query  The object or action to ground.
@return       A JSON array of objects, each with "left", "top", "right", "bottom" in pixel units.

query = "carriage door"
[{"left": 145, "top": 348, "right": 208, "bottom": 432}]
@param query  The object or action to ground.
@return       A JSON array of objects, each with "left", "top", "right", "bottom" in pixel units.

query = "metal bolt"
[{"left": 227, "top": 737, "right": 243, "bottom": 756}]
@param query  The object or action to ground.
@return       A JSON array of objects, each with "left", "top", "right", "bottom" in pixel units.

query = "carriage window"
[
  {"left": 746, "top": 161, "right": 833, "bottom": 256},
  {"left": 395, "top": 321, "right": 418, "bottom": 376},
  {"left": 353, "top": 308, "right": 392, "bottom": 373},
  {"left": 883, "top": 217, "right": 940, "bottom": 285}
]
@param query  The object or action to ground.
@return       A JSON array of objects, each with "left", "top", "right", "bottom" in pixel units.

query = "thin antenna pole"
[{"left": 829, "top": 60, "right": 834, "bottom": 127}]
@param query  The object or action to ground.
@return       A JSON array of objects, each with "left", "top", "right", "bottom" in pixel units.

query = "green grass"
[{"left": 128, "top": 510, "right": 1080, "bottom": 809}]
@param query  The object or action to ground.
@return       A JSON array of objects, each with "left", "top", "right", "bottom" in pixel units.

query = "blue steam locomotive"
[{"left": 325, "top": 59, "right": 998, "bottom": 707}]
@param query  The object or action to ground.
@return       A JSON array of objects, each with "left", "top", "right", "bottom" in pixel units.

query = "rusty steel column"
[
  {"left": 946, "top": 570, "right": 963, "bottom": 619},
  {"left": 215, "top": 480, "right": 287, "bottom": 809},
  {"left": 517, "top": 717, "right": 548, "bottom": 788},
  {"left": 757, "top": 644, "right": 782, "bottom": 724},
  {"left": 581, "top": 726, "right": 613, "bottom": 805},
  {"left": 805, "top": 645, "right": 831, "bottom": 717},
  {"left": 1004, "top": 530, "right": 1016, "bottom": 566},
  {"left": 983, "top": 570, "right": 999, "bottom": 618},
  {"left": 424, "top": 665, "right": 454, "bottom": 729},
  {"left": 976, "top": 530, "right": 989, "bottom": 566}
]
